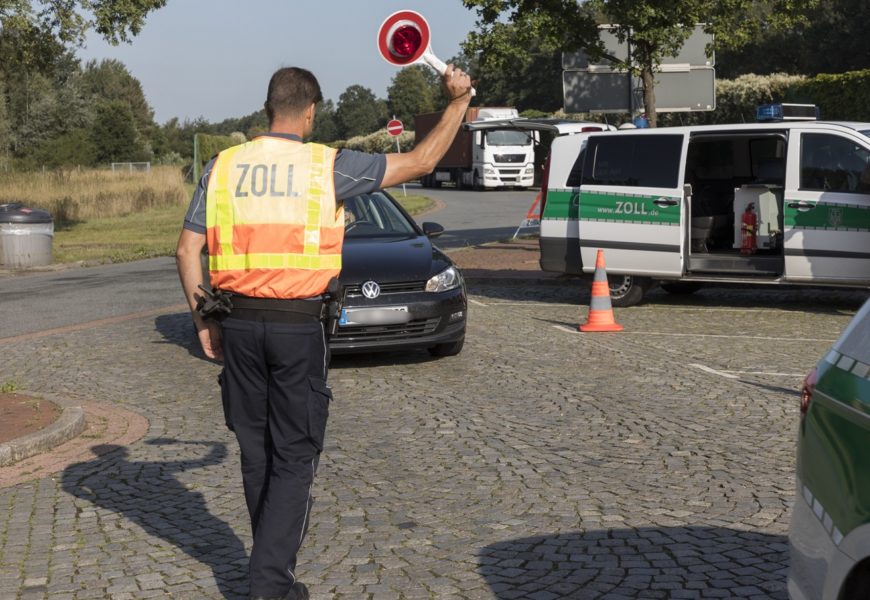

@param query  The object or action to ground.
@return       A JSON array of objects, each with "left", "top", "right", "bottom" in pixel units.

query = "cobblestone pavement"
[{"left": 0, "top": 281, "right": 867, "bottom": 600}]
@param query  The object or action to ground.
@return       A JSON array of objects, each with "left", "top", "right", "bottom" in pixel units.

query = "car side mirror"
[{"left": 422, "top": 222, "right": 445, "bottom": 238}]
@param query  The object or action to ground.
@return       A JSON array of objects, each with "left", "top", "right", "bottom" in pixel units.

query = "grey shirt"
[{"left": 183, "top": 133, "right": 386, "bottom": 234}]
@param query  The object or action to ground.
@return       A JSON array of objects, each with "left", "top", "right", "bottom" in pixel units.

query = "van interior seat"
[{"left": 755, "top": 158, "right": 785, "bottom": 185}]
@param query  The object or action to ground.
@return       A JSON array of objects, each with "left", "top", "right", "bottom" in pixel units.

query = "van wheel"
[
  {"left": 608, "top": 275, "right": 649, "bottom": 307},
  {"left": 660, "top": 282, "right": 703, "bottom": 295},
  {"left": 428, "top": 337, "right": 464, "bottom": 358}
]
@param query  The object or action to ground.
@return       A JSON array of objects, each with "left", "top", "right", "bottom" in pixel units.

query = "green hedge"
[
  {"left": 331, "top": 130, "right": 415, "bottom": 153},
  {"left": 786, "top": 69, "right": 870, "bottom": 121},
  {"left": 657, "top": 69, "right": 870, "bottom": 126}
]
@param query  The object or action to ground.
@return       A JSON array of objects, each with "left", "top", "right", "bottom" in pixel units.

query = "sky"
[{"left": 77, "top": 1, "right": 480, "bottom": 125}]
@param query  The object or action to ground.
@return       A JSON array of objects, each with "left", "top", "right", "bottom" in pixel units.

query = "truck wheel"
[
  {"left": 473, "top": 171, "right": 483, "bottom": 191},
  {"left": 608, "top": 275, "right": 649, "bottom": 307},
  {"left": 660, "top": 281, "right": 703, "bottom": 295}
]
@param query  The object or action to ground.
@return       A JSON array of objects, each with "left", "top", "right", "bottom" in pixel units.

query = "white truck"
[{"left": 415, "top": 107, "right": 537, "bottom": 190}]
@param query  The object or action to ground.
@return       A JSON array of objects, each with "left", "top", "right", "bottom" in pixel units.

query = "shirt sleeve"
[
  {"left": 333, "top": 150, "right": 386, "bottom": 200},
  {"left": 182, "top": 158, "right": 216, "bottom": 234}
]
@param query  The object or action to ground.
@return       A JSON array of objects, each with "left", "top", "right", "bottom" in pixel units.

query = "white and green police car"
[
  {"left": 789, "top": 297, "right": 870, "bottom": 600},
  {"left": 471, "top": 106, "right": 870, "bottom": 306}
]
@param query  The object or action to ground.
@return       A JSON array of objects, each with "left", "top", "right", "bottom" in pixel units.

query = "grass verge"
[{"left": 51, "top": 189, "right": 436, "bottom": 265}]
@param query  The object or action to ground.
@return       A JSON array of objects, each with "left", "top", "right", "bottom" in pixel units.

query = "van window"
[
  {"left": 581, "top": 135, "right": 682, "bottom": 188},
  {"left": 566, "top": 149, "right": 586, "bottom": 187},
  {"left": 801, "top": 133, "right": 870, "bottom": 193}
]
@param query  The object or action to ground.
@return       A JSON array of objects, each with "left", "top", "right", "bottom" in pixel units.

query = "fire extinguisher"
[{"left": 741, "top": 202, "right": 757, "bottom": 255}]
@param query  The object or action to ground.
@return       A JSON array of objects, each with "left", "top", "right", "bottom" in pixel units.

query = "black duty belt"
[{"left": 230, "top": 295, "right": 325, "bottom": 316}]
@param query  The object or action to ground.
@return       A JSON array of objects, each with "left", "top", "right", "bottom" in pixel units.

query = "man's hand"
[
  {"left": 442, "top": 63, "right": 473, "bottom": 104},
  {"left": 196, "top": 318, "right": 224, "bottom": 361}
]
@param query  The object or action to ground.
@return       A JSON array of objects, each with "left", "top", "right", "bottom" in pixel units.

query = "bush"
[
  {"left": 336, "top": 130, "right": 415, "bottom": 153},
  {"left": 786, "top": 69, "right": 870, "bottom": 121},
  {"left": 659, "top": 73, "right": 805, "bottom": 127}
]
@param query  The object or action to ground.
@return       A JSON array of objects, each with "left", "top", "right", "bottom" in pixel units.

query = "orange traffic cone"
[{"left": 579, "top": 249, "right": 623, "bottom": 332}]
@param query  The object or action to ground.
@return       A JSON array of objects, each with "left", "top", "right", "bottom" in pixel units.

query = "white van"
[{"left": 473, "top": 108, "right": 870, "bottom": 305}]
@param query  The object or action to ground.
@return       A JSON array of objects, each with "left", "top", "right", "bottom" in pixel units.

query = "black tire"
[
  {"left": 660, "top": 281, "right": 703, "bottom": 295},
  {"left": 428, "top": 337, "right": 464, "bottom": 358},
  {"left": 473, "top": 171, "right": 483, "bottom": 191},
  {"left": 608, "top": 275, "right": 649, "bottom": 307}
]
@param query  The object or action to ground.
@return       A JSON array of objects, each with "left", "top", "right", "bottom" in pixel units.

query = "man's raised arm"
[{"left": 380, "top": 64, "right": 473, "bottom": 189}]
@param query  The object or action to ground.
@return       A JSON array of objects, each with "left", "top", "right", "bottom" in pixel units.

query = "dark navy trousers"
[{"left": 219, "top": 313, "right": 331, "bottom": 598}]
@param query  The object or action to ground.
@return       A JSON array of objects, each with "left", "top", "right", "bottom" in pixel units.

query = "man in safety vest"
[{"left": 176, "top": 65, "right": 472, "bottom": 600}]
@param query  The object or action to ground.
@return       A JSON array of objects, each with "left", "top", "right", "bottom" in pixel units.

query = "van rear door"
[
  {"left": 785, "top": 129, "right": 870, "bottom": 284},
  {"left": 578, "top": 132, "right": 687, "bottom": 277}
]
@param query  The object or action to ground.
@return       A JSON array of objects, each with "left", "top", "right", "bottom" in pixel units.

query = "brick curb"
[
  {"left": 0, "top": 399, "right": 149, "bottom": 488},
  {"left": 0, "top": 391, "right": 86, "bottom": 467}
]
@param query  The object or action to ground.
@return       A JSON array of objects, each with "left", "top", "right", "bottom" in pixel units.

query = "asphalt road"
[{"left": 0, "top": 186, "right": 535, "bottom": 340}]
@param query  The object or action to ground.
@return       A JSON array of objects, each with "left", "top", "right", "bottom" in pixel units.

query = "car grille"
[
  {"left": 344, "top": 281, "right": 427, "bottom": 299},
  {"left": 494, "top": 154, "right": 525, "bottom": 163},
  {"left": 331, "top": 317, "right": 441, "bottom": 342}
]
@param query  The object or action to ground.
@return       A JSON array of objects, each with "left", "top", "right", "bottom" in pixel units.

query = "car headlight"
[{"left": 426, "top": 266, "right": 461, "bottom": 293}]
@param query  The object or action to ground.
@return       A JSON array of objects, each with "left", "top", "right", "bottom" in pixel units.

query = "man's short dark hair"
[{"left": 264, "top": 67, "right": 324, "bottom": 123}]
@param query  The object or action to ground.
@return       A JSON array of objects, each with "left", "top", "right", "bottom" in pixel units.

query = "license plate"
[{"left": 339, "top": 306, "right": 410, "bottom": 327}]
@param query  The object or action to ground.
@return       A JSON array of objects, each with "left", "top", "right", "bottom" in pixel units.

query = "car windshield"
[
  {"left": 343, "top": 191, "right": 418, "bottom": 238},
  {"left": 486, "top": 130, "right": 531, "bottom": 146}
]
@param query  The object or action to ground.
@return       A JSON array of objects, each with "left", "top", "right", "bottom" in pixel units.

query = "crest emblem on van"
[{"left": 828, "top": 208, "right": 843, "bottom": 228}]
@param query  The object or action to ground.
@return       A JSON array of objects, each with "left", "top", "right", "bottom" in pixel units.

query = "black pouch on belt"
[{"left": 193, "top": 285, "right": 234, "bottom": 321}]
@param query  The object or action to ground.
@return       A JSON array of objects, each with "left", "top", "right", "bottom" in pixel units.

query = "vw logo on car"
[{"left": 361, "top": 280, "right": 381, "bottom": 299}]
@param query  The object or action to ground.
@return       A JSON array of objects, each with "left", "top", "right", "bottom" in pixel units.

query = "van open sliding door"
[{"left": 577, "top": 133, "right": 687, "bottom": 277}]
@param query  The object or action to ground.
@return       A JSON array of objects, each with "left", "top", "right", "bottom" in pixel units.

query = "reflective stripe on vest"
[{"left": 206, "top": 138, "right": 341, "bottom": 299}]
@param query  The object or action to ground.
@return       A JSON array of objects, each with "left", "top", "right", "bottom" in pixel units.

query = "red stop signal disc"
[
  {"left": 387, "top": 119, "right": 404, "bottom": 136},
  {"left": 377, "top": 10, "right": 431, "bottom": 66}
]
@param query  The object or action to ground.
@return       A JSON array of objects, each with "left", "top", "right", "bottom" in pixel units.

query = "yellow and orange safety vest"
[{"left": 206, "top": 137, "right": 342, "bottom": 299}]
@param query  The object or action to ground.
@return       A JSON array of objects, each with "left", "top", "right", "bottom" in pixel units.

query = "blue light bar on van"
[{"left": 757, "top": 103, "right": 819, "bottom": 122}]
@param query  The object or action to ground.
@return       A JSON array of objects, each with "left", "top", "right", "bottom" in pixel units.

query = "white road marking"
[
  {"left": 724, "top": 370, "right": 805, "bottom": 377},
  {"left": 690, "top": 364, "right": 740, "bottom": 379},
  {"left": 551, "top": 324, "right": 835, "bottom": 343},
  {"left": 469, "top": 298, "right": 488, "bottom": 307}
]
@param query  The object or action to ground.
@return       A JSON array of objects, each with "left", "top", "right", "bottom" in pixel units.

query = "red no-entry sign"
[{"left": 387, "top": 119, "right": 404, "bottom": 136}]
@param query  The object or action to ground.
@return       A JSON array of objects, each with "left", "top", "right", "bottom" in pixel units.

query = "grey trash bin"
[{"left": 0, "top": 202, "right": 54, "bottom": 268}]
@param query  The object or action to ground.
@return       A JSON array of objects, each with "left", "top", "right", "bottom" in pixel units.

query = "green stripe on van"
[
  {"left": 541, "top": 188, "right": 579, "bottom": 221},
  {"left": 785, "top": 202, "right": 870, "bottom": 232},
  {"left": 579, "top": 191, "right": 681, "bottom": 226}
]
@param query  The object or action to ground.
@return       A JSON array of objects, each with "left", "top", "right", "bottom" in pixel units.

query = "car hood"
[{"left": 340, "top": 235, "right": 453, "bottom": 285}]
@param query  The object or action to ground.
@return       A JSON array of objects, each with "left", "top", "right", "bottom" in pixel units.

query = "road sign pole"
[{"left": 395, "top": 133, "right": 406, "bottom": 197}]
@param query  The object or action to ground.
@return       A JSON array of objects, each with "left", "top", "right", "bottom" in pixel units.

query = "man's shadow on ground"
[
  {"left": 61, "top": 440, "right": 248, "bottom": 600},
  {"left": 478, "top": 526, "right": 789, "bottom": 599}
]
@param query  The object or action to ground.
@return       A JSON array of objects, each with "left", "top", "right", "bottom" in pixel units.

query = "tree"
[
  {"left": 0, "top": 1, "right": 167, "bottom": 65},
  {"left": 0, "top": 77, "right": 10, "bottom": 165},
  {"left": 463, "top": 0, "right": 819, "bottom": 127},
  {"left": 387, "top": 65, "right": 440, "bottom": 127},
  {"left": 311, "top": 100, "right": 339, "bottom": 143},
  {"left": 91, "top": 100, "right": 145, "bottom": 163},
  {"left": 456, "top": 27, "right": 563, "bottom": 112},
  {"left": 717, "top": 0, "right": 870, "bottom": 77},
  {"left": 81, "top": 59, "right": 154, "bottom": 134},
  {"left": 335, "top": 85, "right": 388, "bottom": 139}
]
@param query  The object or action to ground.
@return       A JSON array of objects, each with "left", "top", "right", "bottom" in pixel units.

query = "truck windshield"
[{"left": 486, "top": 130, "right": 531, "bottom": 146}]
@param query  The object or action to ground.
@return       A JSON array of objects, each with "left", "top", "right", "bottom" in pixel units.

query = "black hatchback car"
[{"left": 330, "top": 190, "right": 467, "bottom": 357}]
